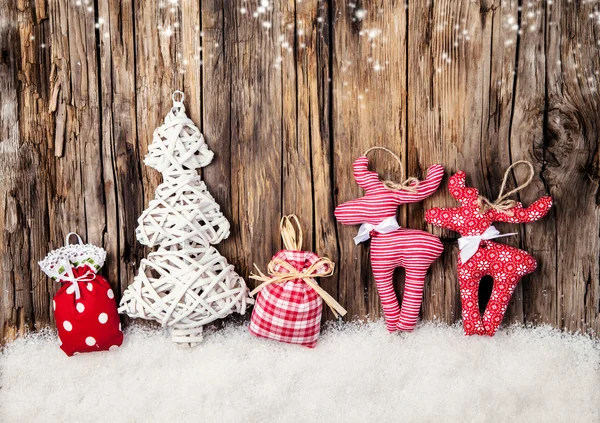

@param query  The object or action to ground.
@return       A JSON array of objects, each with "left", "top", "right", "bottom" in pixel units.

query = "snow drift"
[{"left": 1, "top": 322, "right": 598, "bottom": 422}]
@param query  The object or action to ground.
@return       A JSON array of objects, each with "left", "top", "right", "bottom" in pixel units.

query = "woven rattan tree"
[{"left": 119, "top": 91, "right": 252, "bottom": 345}]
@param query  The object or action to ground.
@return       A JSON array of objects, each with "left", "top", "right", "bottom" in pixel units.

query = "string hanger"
[
  {"left": 170, "top": 90, "right": 186, "bottom": 117},
  {"left": 477, "top": 160, "right": 535, "bottom": 215},
  {"left": 280, "top": 215, "right": 303, "bottom": 251},
  {"left": 172, "top": 90, "right": 185, "bottom": 105},
  {"left": 363, "top": 146, "right": 419, "bottom": 193}
]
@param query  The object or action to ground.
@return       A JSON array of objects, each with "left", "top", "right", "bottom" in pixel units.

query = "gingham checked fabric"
[{"left": 249, "top": 250, "right": 331, "bottom": 348}]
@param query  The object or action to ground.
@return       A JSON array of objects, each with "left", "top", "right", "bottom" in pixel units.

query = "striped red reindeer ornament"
[
  {"left": 249, "top": 215, "right": 346, "bottom": 348},
  {"left": 335, "top": 147, "right": 444, "bottom": 332}
]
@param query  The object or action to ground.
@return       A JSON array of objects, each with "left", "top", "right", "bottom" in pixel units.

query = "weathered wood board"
[{"left": 1, "top": 0, "right": 599, "bottom": 343}]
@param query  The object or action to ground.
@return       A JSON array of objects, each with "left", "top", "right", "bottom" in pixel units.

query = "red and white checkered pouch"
[{"left": 248, "top": 216, "right": 346, "bottom": 348}]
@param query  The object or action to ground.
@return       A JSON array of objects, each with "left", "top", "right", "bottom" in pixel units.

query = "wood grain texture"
[
  {"left": 1, "top": 0, "right": 52, "bottom": 342},
  {"left": 545, "top": 2, "right": 600, "bottom": 335},
  {"left": 1, "top": 0, "right": 599, "bottom": 343},
  {"left": 506, "top": 1, "right": 555, "bottom": 326},
  {"left": 228, "top": 0, "right": 283, "bottom": 281},
  {"left": 201, "top": 0, "right": 237, "bottom": 268},
  {"left": 1, "top": 0, "right": 27, "bottom": 342},
  {"left": 97, "top": 0, "right": 143, "bottom": 300},
  {"left": 409, "top": 0, "right": 486, "bottom": 324},
  {"left": 332, "top": 0, "right": 408, "bottom": 321}
]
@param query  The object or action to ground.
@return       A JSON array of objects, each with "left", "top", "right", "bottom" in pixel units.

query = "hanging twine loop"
[
  {"left": 250, "top": 215, "right": 347, "bottom": 318},
  {"left": 364, "top": 146, "right": 419, "bottom": 193},
  {"left": 280, "top": 214, "right": 303, "bottom": 250},
  {"left": 477, "top": 160, "right": 535, "bottom": 215}
]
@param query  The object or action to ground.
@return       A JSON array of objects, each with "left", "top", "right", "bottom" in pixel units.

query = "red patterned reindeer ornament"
[
  {"left": 249, "top": 215, "right": 346, "bottom": 348},
  {"left": 39, "top": 233, "right": 123, "bottom": 356},
  {"left": 425, "top": 161, "right": 552, "bottom": 336}
]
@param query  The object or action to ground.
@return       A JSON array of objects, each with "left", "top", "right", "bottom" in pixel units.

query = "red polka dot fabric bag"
[
  {"left": 249, "top": 215, "right": 346, "bottom": 348},
  {"left": 39, "top": 233, "right": 123, "bottom": 356}
]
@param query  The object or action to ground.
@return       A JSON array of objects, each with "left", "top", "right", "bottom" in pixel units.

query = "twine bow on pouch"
[{"left": 250, "top": 215, "right": 347, "bottom": 319}]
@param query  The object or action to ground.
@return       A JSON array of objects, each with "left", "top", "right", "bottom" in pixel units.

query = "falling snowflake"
[{"left": 355, "top": 9, "right": 367, "bottom": 20}]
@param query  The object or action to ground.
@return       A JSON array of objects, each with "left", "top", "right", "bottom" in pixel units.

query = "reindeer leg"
[
  {"left": 458, "top": 268, "right": 486, "bottom": 336},
  {"left": 396, "top": 265, "right": 428, "bottom": 331},
  {"left": 483, "top": 274, "right": 521, "bottom": 336},
  {"left": 482, "top": 245, "right": 537, "bottom": 336},
  {"left": 371, "top": 263, "right": 401, "bottom": 332}
]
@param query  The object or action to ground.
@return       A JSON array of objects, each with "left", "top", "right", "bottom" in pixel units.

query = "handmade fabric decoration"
[
  {"left": 335, "top": 147, "right": 444, "bottom": 332},
  {"left": 119, "top": 91, "right": 252, "bottom": 345},
  {"left": 249, "top": 215, "right": 347, "bottom": 348},
  {"left": 425, "top": 161, "right": 553, "bottom": 336},
  {"left": 39, "top": 233, "right": 123, "bottom": 356}
]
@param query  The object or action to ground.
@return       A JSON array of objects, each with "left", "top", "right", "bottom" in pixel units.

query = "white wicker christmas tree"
[{"left": 119, "top": 91, "right": 252, "bottom": 345}]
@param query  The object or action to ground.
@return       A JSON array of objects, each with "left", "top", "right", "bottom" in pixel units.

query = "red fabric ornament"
[
  {"left": 249, "top": 250, "right": 326, "bottom": 348},
  {"left": 53, "top": 266, "right": 123, "bottom": 356},
  {"left": 249, "top": 216, "right": 346, "bottom": 348},
  {"left": 425, "top": 169, "right": 553, "bottom": 336},
  {"left": 40, "top": 233, "right": 123, "bottom": 356},
  {"left": 334, "top": 152, "right": 445, "bottom": 332}
]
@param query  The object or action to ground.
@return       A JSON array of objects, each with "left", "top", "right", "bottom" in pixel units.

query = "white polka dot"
[
  {"left": 76, "top": 303, "right": 85, "bottom": 313},
  {"left": 107, "top": 289, "right": 114, "bottom": 299},
  {"left": 63, "top": 321, "right": 73, "bottom": 331},
  {"left": 66, "top": 285, "right": 75, "bottom": 295},
  {"left": 87, "top": 283, "right": 93, "bottom": 292},
  {"left": 98, "top": 313, "right": 108, "bottom": 324},
  {"left": 53, "top": 300, "right": 56, "bottom": 311},
  {"left": 85, "top": 336, "right": 96, "bottom": 346},
  {"left": 109, "top": 345, "right": 119, "bottom": 352}
]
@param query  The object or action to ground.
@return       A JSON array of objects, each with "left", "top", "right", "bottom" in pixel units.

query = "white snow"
[{"left": 1, "top": 322, "right": 599, "bottom": 423}]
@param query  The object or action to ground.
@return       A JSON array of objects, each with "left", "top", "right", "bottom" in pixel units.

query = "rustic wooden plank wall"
[{"left": 1, "top": 0, "right": 599, "bottom": 343}]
